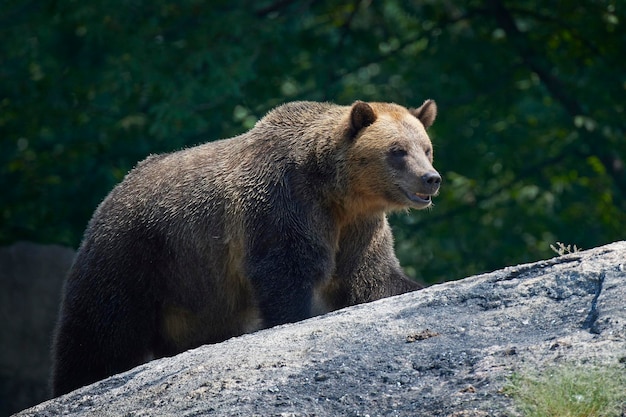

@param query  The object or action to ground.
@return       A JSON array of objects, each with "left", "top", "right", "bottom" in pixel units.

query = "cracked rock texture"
[{"left": 13, "top": 241, "right": 626, "bottom": 416}]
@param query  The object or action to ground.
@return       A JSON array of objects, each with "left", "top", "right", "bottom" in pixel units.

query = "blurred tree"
[{"left": 1, "top": 0, "right": 624, "bottom": 283}]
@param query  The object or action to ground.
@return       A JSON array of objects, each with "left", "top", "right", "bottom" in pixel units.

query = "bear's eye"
[
  {"left": 425, "top": 148, "right": 432, "bottom": 157},
  {"left": 389, "top": 148, "right": 408, "bottom": 158}
]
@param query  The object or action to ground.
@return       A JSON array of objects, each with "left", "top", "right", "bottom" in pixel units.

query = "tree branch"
[
  {"left": 484, "top": 0, "right": 626, "bottom": 198},
  {"left": 254, "top": 0, "right": 298, "bottom": 17}
]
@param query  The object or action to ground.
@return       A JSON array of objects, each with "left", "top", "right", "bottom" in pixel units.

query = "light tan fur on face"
[{"left": 343, "top": 103, "right": 437, "bottom": 217}]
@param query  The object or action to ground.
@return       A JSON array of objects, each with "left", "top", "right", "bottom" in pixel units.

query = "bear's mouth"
[
  {"left": 413, "top": 193, "right": 431, "bottom": 203},
  {"left": 409, "top": 193, "right": 431, "bottom": 204},
  {"left": 401, "top": 189, "right": 433, "bottom": 206}
]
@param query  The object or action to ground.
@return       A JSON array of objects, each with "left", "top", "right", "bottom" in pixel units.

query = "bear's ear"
[
  {"left": 410, "top": 99, "right": 437, "bottom": 129},
  {"left": 349, "top": 101, "right": 377, "bottom": 138}
]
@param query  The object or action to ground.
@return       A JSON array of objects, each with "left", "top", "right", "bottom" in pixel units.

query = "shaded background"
[
  {"left": 0, "top": 0, "right": 625, "bottom": 413},
  {"left": 2, "top": 0, "right": 625, "bottom": 282}
]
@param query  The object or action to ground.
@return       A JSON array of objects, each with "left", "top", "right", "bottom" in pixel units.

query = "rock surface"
[
  {"left": 0, "top": 242, "right": 75, "bottom": 416},
  {"left": 15, "top": 241, "right": 626, "bottom": 416}
]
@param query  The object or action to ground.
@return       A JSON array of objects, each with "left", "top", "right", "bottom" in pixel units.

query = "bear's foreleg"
[
  {"left": 245, "top": 231, "right": 333, "bottom": 328},
  {"left": 336, "top": 216, "right": 422, "bottom": 305}
]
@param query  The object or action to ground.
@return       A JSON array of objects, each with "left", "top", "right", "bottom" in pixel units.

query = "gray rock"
[
  {"left": 14, "top": 241, "right": 626, "bottom": 416},
  {"left": 0, "top": 242, "right": 75, "bottom": 416}
]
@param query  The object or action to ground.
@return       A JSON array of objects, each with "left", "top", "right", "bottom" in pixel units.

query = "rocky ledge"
[{"left": 16, "top": 241, "right": 626, "bottom": 416}]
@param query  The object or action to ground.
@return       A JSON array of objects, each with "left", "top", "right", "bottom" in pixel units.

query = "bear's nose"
[
  {"left": 421, "top": 172, "right": 441, "bottom": 192},
  {"left": 422, "top": 172, "right": 441, "bottom": 186}
]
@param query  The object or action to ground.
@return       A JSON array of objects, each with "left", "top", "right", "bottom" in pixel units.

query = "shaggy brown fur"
[{"left": 51, "top": 100, "right": 441, "bottom": 396}]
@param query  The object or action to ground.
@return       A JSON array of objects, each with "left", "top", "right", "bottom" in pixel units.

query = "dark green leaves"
[{"left": 2, "top": 0, "right": 624, "bottom": 283}]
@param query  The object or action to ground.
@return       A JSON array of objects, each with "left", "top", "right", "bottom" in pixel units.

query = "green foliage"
[
  {"left": 505, "top": 364, "right": 626, "bottom": 417},
  {"left": 1, "top": 0, "right": 625, "bottom": 283}
]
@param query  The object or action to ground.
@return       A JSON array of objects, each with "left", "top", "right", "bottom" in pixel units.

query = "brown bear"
[{"left": 51, "top": 99, "right": 441, "bottom": 396}]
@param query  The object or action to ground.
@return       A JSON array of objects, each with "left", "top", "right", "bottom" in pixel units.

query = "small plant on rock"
[{"left": 550, "top": 242, "right": 582, "bottom": 256}]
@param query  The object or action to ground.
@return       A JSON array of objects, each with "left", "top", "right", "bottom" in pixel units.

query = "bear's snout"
[{"left": 421, "top": 171, "right": 441, "bottom": 194}]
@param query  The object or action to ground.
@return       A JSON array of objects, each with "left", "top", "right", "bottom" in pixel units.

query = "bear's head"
[{"left": 344, "top": 100, "right": 441, "bottom": 214}]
